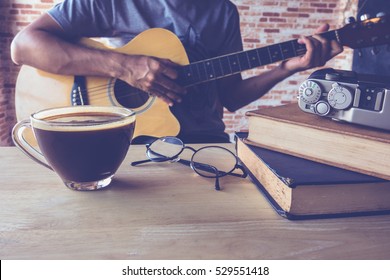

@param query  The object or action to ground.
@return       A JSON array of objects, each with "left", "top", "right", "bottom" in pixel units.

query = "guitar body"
[{"left": 15, "top": 28, "right": 190, "bottom": 138}]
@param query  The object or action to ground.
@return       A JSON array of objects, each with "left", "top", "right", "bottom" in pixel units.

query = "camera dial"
[
  {"left": 327, "top": 83, "right": 353, "bottom": 110},
  {"left": 298, "top": 80, "right": 322, "bottom": 104}
]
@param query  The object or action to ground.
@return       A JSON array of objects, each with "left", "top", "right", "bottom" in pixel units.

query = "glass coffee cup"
[{"left": 12, "top": 106, "right": 136, "bottom": 191}]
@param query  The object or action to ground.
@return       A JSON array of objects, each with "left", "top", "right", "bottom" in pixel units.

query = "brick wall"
[
  {"left": 1, "top": 0, "right": 59, "bottom": 146},
  {"left": 0, "top": 0, "right": 358, "bottom": 146},
  {"left": 229, "top": 0, "right": 358, "bottom": 132}
]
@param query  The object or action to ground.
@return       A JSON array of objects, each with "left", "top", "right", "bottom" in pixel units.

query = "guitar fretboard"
[{"left": 178, "top": 30, "right": 337, "bottom": 87}]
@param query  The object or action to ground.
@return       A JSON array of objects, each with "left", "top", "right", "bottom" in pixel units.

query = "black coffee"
[{"left": 34, "top": 113, "right": 135, "bottom": 183}]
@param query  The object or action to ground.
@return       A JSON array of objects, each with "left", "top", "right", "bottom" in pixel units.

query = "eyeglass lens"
[
  {"left": 147, "top": 136, "right": 184, "bottom": 160},
  {"left": 191, "top": 146, "right": 237, "bottom": 178}
]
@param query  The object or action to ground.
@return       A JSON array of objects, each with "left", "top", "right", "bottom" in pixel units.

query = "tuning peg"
[
  {"left": 376, "top": 12, "right": 386, "bottom": 18},
  {"left": 360, "top": 14, "right": 371, "bottom": 21},
  {"left": 358, "top": 49, "right": 363, "bottom": 57},
  {"left": 346, "top": 16, "right": 356, "bottom": 24},
  {"left": 371, "top": 46, "right": 380, "bottom": 55}
]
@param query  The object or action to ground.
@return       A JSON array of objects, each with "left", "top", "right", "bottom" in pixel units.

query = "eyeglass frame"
[{"left": 131, "top": 136, "right": 247, "bottom": 190}]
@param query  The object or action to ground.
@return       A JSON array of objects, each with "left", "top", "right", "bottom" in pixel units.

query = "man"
[{"left": 11, "top": 0, "right": 343, "bottom": 143}]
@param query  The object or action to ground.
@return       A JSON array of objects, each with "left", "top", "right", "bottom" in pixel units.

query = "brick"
[
  {"left": 316, "top": 8, "right": 333, "bottom": 13},
  {"left": 243, "top": 38, "right": 260, "bottom": 43},
  {"left": 264, "top": 29, "right": 279, "bottom": 33},
  {"left": 269, "top": 18, "right": 286, "bottom": 23},
  {"left": 263, "top": 12, "right": 280, "bottom": 17},
  {"left": 281, "top": 13, "right": 300, "bottom": 18},
  {"left": 311, "top": 3, "right": 327, "bottom": 8},
  {"left": 12, "top": 4, "right": 33, "bottom": 9},
  {"left": 34, "top": 4, "right": 54, "bottom": 9},
  {"left": 237, "top": 5, "right": 249, "bottom": 10},
  {"left": 21, "top": 10, "right": 41, "bottom": 15},
  {"left": 287, "top": 8, "right": 299, "bottom": 12}
]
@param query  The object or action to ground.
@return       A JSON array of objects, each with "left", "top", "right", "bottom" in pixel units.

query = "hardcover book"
[
  {"left": 235, "top": 133, "right": 390, "bottom": 219},
  {"left": 245, "top": 103, "right": 390, "bottom": 180}
]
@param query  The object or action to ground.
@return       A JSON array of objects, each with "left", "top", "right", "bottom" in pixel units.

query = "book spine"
[{"left": 236, "top": 138, "right": 293, "bottom": 213}]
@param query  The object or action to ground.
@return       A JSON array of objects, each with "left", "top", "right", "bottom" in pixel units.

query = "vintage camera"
[{"left": 298, "top": 68, "right": 390, "bottom": 131}]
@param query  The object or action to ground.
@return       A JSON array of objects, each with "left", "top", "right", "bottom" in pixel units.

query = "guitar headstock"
[{"left": 338, "top": 14, "right": 390, "bottom": 49}]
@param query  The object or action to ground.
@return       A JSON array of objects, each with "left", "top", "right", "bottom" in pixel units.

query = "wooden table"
[{"left": 1, "top": 144, "right": 390, "bottom": 260}]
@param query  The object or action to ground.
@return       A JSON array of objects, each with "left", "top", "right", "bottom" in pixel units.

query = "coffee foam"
[{"left": 31, "top": 106, "right": 135, "bottom": 132}]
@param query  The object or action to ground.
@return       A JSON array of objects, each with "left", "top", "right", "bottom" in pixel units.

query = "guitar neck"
[{"left": 178, "top": 30, "right": 338, "bottom": 87}]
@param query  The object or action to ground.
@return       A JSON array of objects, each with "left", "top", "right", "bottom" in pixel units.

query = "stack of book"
[{"left": 235, "top": 103, "right": 390, "bottom": 219}]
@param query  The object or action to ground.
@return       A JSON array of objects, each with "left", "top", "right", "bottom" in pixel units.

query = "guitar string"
[
  {"left": 69, "top": 29, "right": 350, "bottom": 104},
  {"left": 80, "top": 83, "right": 150, "bottom": 103},
  {"left": 357, "top": 0, "right": 369, "bottom": 16},
  {"left": 71, "top": 79, "right": 200, "bottom": 105},
  {"left": 70, "top": 41, "right": 301, "bottom": 102},
  {"left": 70, "top": 36, "right": 313, "bottom": 103},
  {"left": 68, "top": 69, "right": 190, "bottom": 103},
  {"left": 73, "top": 7, "right": 383, "bottom": 105}
]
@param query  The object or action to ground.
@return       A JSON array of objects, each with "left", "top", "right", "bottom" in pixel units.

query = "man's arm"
[
  {"left": 10, "top": 13, "right": 186, "bottom": 106},
  {"left": 219, "top": 24, "right": 344, "bottom": 112}
]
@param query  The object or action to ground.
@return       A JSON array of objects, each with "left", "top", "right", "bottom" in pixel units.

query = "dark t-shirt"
[{"left": 48, "top": 0, "right": 243, "bottom": 142}]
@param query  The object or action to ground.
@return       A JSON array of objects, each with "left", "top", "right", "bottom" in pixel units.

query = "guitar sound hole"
[{"left": 113, "top": 79, "right": 149, "bottom": 109}]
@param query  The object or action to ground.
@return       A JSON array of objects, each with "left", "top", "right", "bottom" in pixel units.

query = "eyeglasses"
[{"left": 131, "top": 136, "right": 247, "bottom": 190}]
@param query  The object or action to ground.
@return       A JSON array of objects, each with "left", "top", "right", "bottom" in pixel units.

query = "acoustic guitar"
[{"left": 15, "top": 15, "right": 390, "bottom": 140}]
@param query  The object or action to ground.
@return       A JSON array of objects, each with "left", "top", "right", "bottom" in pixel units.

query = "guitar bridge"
[{"left": 71, "top": 76, "right": 89, "bottom": 106}]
